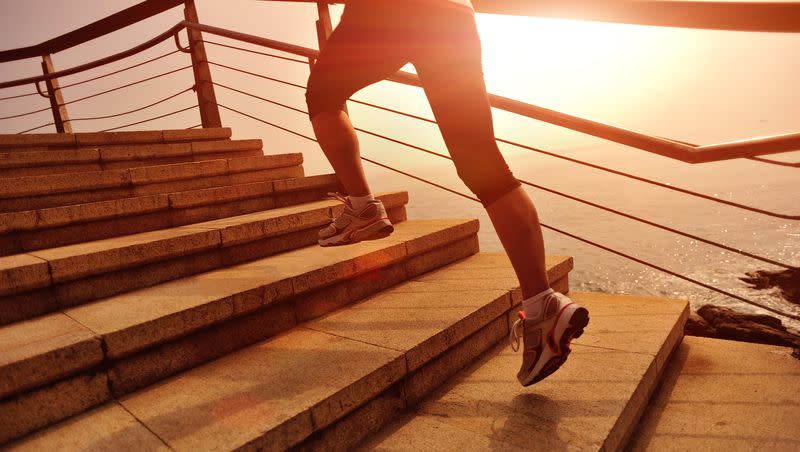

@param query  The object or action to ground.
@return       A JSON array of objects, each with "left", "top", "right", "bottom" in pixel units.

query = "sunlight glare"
[{"left": 474, "top": 14, "right": 684, "bottom": 112}]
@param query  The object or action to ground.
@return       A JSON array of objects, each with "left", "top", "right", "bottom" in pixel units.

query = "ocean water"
[{"left": 365, "top": 145, "right": 800, "bottom": 331}]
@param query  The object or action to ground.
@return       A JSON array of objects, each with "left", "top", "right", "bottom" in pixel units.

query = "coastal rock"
[
  {"left": 687, "top": 304, "right": 800, "bottom": 348},
  {"left": 698, "top": 304, "right": 786, "bottom": 331},
  {"left": 740, "top": 268, "right": 800, "bottom": 305},
  {"left": 685, "top": 312, "right": 715, "bottom": 336}
]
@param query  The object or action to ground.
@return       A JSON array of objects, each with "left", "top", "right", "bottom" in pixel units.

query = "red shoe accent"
[{"left": 546, "top": 302, "right": 574, "bottom": 355}]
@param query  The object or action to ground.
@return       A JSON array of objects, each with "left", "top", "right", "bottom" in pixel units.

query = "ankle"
[
  {"left": 521, "top": 288, "right": 554, "bottom": 321},
  {"left": 348, "top": 193, "right": 375, "bottom": 210}
]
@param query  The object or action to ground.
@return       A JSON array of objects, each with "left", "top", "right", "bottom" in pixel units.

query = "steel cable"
[
  {"left": 61, "top": 65, "right": 193, "bottom": 108},
  {"left": 64, "top": 87, "right": 193, "bottom": 123},
  {"left": 99, "top": 104, "right": 196, "bottom": 132},
  {"left": 0, "top": 104, "right": 52, "bottom": 121},
  {"left": 205, "top": 62, "right": 799, "bottom": 219},
  {"left": 212, "top": 81, "right": 307, "bottom": 115},
  {"left": 1, "top": 51, "right": 184, "bottom": 120},
  {"left": 207, "top": 33, "right": 795, "bottom": 173},
  {"left": 352, "top": 126, "right": 797, "bottom": 270},
  {"left": 16, "top": 122, "right": 55, "bottom": 134},
  {"left": 348, "top": 97, "right": 800, "bottom": 220},
  {"left": 209, "top": 61, "right": 306, "bottom": 89},
  {"left": 211, "top": 83, "right": 794, "bottom": 270},
  {"left": 2, "top": 65, "right": 194, "bottom": 123},
  {"left": 215, "top": 100, "right": 799, "bottom": 321},
  {"left": 215, "top": 103, "right": 316, "bottom": 142},
  {"left": 57, "top": 49, "right": 182, "bottom": 91},
  {"left": 0, "top": 91, "right": 41, "bottom": 101},
  {"left": 202, "top": 40, "right": 309, "bottom": 64}
]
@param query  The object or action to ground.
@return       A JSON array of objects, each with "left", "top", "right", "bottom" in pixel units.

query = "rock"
[
  {"left": 692, "top": 304, "right": 800, "bottom": 348},
  {"left": 697, "top": 304, "right": 786, "bottom": 331},
  {"left": 740, "top": 268, "right": 800, "bottom": 305},
  {"left": 685, "top": 312, "right": 716, "bottom": 337}
]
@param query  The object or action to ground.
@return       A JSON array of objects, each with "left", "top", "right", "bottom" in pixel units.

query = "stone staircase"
[
  {"left": 9, "top": 128, "right": 790, "bottom": 451},
  {"left": 0, "top": 128, "right": 574, "bottom": 449}
]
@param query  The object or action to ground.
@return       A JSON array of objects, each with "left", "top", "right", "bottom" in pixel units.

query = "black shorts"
[{"left": 306, "top": 0, "right": 521, "bottom": 207}]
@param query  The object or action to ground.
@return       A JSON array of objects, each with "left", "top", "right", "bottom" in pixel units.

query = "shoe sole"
[
  {"left": 521, "top": 306, "right": 590, "bottom": 387},
  {"left": 318, "top": 218, "right": 394, "bottom": 247}
]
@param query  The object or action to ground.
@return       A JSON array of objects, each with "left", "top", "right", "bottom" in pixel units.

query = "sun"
[{"left": 474, "top": 13, "right": 682, "bottom": 109}]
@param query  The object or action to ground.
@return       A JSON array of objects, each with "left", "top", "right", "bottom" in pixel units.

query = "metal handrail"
[
  {"left": 0, "top": 0, "right": 184, "bottom": 62},
  {"left": 4, "top": 0, "right": 796, "bottom": 65},
  {"left": 474, "top": 0, "right": 800, "bottom": 33},
  {"left": 0, "top": 24, "right": 186, "bottom": 90},
  {"left": 1, "top": 19, "right": 797, "bottom": 163},
  {"left": 183, "top": 21, "right": 799, "bottom": 164},
  {"left": 208, "top": 54, "right": 799, "bottom": 220},
  {"left": 272, "top": 0, "right": 800, "bottom": 33}
]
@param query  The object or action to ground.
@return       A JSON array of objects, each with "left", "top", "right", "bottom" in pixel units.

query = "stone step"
[
  {"left": 0, "top": 139, "right": 264, "bottom": 178},
  {"left": 1, "top": 252, "right": 574, "bottom": 450},
  {"left": 0, "top": 153, "right": 304, "bottom": 213},
  {"left": 0, "top": 173, "right": 341, "bottom": 256},
  {"left": 0, "top": 191, "right": 409, "bottom": 324},
  {"left": 628, "top": 336, "right": 800, "bottom": 451},
  {"left": 0, "top": 128, "right": 232, "bottom": 151},
  {"left": 0, "top": 220, "right": 500, "bottom": 445},
  {"left": 360, "top": 291, "right": 689, "bottom": 452}
]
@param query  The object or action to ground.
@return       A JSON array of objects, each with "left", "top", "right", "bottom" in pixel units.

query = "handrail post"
[
  {"left": 41, "top": 54, "right": 72, "bottom": 133},
  {"left": 315, "top": 2, "right": 334, "bottom": 51},
  {"left": 183, "top": 0, "right": 222, "bottom": 128}
]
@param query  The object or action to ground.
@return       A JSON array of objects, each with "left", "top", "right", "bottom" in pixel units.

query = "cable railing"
[
  {"left": 203, "top": 66, "right": 796, "bottom": 273},
  {"left": 56, "top": 49, "right": 184, "bottom": 92},
  {"left": 62, "top": 86, "right": 194, "bottom": 125},
  {"left": 1, "top": 66, "right": 193, "bottom": 123},
  {"left": 201, "top": 35, "right": 800, "bottom": 221},
  {"left": 0, "top": 1, "right": 797, "bottom": 321},
  {"left": 98, "top": 104, "right": 198, "bottom": 133},
  {"left": 207, "top": 93, "right": 799, "bottom": 321}
]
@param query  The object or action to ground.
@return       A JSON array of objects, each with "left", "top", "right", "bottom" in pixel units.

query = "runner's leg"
[
  {"left": 306, "top": 4, "right": 409, "bottom": 197},
  {"left": 412, "top": 5, "right": 549, "bottom": 298}
]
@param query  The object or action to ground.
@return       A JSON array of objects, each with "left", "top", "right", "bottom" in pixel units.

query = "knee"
[
  {"left": 305, "top": 77, "right": 345, "bottom": 121},
  {"left": 454, "top": 155, "right": 521, "bottom": 208}
]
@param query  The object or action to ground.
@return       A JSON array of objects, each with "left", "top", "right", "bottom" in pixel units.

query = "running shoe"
[
  {"left": 510, "top": 291, "right": 590, "bottom": 386},
  {"left": 318, "top": 192, "right": 394, "bottom": 246}
]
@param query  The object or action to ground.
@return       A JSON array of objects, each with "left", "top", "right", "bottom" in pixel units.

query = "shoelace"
[
  {"left": 325, "top": 192, "right": 354, "bottom": 227},
  {"left": 509, "top": 312, "right": 525, "bottom": 352},
  {"left": 326, "top": 191, "right": 349, "bottom": 204}
]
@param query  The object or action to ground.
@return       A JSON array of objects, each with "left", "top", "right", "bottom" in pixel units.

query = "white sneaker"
[
  {"left": 318, "top": 193, "right": 394, "bottom": 246},
  {"left": 510, "top": 291, "right": 589, "bottom": 386}
]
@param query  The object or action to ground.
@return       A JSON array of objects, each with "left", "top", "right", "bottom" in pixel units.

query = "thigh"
[
  {"left": 306, "top": 7, "right": 409, "bottom": 115},
  {"left": 413, "top": 10, "right": 499, "bottom": 156}
]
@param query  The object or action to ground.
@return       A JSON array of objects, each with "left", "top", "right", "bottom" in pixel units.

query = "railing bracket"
[
  {"left": 174, "top": 30, "right": 191, "bottom": 53},
  {"left": 35, "top": 81, "right": 52, "bottom": 98}
]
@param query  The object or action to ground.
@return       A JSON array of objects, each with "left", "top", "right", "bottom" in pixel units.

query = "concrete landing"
[
  {"left": 628, "top": 336, "right": 800, "bottom": 451},
  {"left": 360, "top": 292, "right": 689, "bottom": 452}
]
